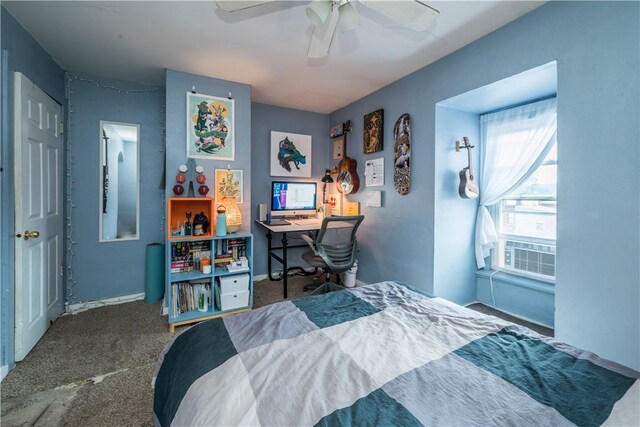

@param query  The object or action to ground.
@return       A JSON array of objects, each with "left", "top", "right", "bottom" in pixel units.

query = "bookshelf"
[{"left": 166, "top": 233, "right": 253, "bottom": 333}]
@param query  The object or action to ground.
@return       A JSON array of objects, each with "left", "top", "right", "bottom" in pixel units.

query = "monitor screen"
[{"left": 271, "top": 181, "right": 317, "bottom": 213}]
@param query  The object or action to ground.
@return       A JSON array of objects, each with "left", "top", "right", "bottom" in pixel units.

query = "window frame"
[{"left": 490, "top": 141, "right": 557, "bottom": 283}]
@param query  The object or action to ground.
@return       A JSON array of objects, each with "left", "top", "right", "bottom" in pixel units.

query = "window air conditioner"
[{"left": 503, "top": 240, "right": 556, "bottom": 279}]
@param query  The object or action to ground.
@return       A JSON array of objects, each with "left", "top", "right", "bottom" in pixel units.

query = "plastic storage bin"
[
  {"left": 215, "top": 283, "right": 250, "bottom": 311},
  {"left": 218, "top": 273, "right": 249, "bottom": 293}
]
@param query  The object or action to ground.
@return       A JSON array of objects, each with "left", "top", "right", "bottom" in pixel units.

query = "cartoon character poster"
[
  {"left": 187, "top": 92, "right": 234, "bottom": 160},
  {"left": 269, "top": 131, "right": 312, "bottom": 177},
  {"left": 215, "top": 169, "right": 243, "bottom": 203}
]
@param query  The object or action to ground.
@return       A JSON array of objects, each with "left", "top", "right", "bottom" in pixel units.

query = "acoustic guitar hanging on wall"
[
  {"left": 336, "top": 120, "right": 360, "bottom": 194},
  {"left": 456, "top": 137, "right": 479, "bottom": 199}
]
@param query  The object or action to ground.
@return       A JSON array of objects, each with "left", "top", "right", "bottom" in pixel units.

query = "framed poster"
[
  {"left": 186, "top": 92, "right": 235, "bottom": 160},
  {"left": 215, "top": 169, "right": 243, "bottom": 203},
  {"left": 363, "top": 109, "right": 383, "bottom": 154},
  {"left": 333, "top": 138, "right": 344, "bottom": 160},
  {"left": 270, "top": 131, "right": 312, "bottom": 177}
]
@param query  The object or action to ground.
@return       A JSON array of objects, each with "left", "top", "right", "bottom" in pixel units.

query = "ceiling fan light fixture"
[
  {"left": 306, "top": 0, "right": 332, "bottom": 27},
  {"left": 307, "top": 3, "right": 340, "bottom": 58},
  {"left": 338, "top": 1, "right": 360, "bottom": 32}
]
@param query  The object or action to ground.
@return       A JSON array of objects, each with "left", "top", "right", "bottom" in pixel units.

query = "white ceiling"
[{"left": 4, "top": 1, "right": 544, "bottom": 114}]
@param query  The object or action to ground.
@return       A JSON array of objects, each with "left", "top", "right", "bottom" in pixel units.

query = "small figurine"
[
  {"left": 184, "top": 211, "right": 193, "bottom": 236},
  {"left": 193, "top": 211, "right": 209, "bottom": 236}
]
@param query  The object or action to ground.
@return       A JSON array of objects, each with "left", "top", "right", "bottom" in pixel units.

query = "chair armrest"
[{"left": 300, "top": 233, "right": 315, "bottom": 248}]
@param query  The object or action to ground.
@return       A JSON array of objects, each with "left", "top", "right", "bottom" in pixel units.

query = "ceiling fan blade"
[
  {"left": 359, "top": 0, "right": 439, "bottom": 32},
  {"left": 216, "top": 1, "right": 274, "bottom": 12},
  {"left": 307, "top": 5, "right": 340, "bottom": 58}
]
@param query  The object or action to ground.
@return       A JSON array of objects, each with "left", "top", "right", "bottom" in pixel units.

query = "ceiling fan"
[{"left": 216, "top": 0, "right": 440, "bottom": 58}]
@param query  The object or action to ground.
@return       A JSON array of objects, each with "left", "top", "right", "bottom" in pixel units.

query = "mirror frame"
[{"left": 98, "top": 120, "right": 140, "bottom": 243}]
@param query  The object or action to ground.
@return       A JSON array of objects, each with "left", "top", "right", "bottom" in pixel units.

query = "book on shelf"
[
  {"left": 171, "top": 241, "right": 212, "bottom": 273},
  {"left": 171, "top": 281, "right": 211, "bottom": 318},
  {"left": 216, "top": 239, "right": 247, "bottom": 256}
]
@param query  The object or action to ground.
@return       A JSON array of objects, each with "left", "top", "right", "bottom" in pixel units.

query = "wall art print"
[
  {"left": 330, "top": 122, "right": 345, "bottom": 138},
  {"left": 363, "top": 109, "right": 383, "bottom": 154},
  {"left": 215, "top": 169, "right": 243, "bottom": 203},
  {"left": 333, "top": 138, "right": 344, "bottom": 160},
  {"left": 270, "top": 131, "right": 312, "bottom": 177},
  {"left": 186, "top": 92, "right": 235, "bottom": 160}
]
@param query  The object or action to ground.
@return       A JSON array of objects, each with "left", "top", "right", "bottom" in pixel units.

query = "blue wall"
[
  {"left": 164, "top": 69, "right": 252, "bottom": 225},
  {"left": 251, "top": 103, "right": 330, "bottom": 277},
  {"left": 1, "top": 6, "right": 66, "bottom": 370},
  {"left": 477, "top": 270, "right": 554, "bottom": 327},
  {"left": 433, "top": 106, "right": 479, "bottom": 305},
  {"left": 330, "top": 1, "right": 639, "bottom": 370},
  {"left": 66, "top": 73, "right": 164, "bottom": 302}
]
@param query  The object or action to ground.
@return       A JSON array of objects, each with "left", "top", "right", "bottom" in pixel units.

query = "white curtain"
[{"left": 475, "top": 97, "right": 557, "bottom": 269}]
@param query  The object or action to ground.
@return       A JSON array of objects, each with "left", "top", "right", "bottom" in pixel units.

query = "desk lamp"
[{"left": 321, "top": 169, "right": 334, "bottom": 205}]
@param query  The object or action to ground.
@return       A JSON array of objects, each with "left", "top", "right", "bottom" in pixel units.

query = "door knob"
[{"left": 21, "top": 230, "right": 40, "bottom": 240}]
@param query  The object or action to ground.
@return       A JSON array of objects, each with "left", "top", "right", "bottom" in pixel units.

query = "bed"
[{"left": 153, "top": 281, "right": 639, "bottom": 426}]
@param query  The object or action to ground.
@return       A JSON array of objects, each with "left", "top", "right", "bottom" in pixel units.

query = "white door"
[{"left": 14, "top": 72, "right": 64, "bottom": 361}]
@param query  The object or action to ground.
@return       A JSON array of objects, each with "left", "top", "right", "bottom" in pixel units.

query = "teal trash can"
[{"left": 145, "top": 243, "right": 165, "bottom": 303}]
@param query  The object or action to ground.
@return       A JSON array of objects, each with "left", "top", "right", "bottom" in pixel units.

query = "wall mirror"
[{"left": 99, "top": 121, "right": 140, "bottom": 242}]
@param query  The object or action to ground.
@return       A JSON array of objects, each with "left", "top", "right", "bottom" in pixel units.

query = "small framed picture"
[
  {"left": 330, "top": 123, "right": 345, "bottom": 138},
  {"left": 328, "top": 194, "right": 342, "bottom": 216},
  {"left": 364, "top": 109, "right": 383, "bottom": 154},
  {"left": 215, "top": 169, "right": 243, "bottom": 203},
  {"left": 333, "top": 138, "right": 344, "bottom": 160}
]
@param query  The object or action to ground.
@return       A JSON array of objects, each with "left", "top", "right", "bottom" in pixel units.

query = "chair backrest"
[{"left": 315, "top": 215, "right": 364, "bottom": 273}]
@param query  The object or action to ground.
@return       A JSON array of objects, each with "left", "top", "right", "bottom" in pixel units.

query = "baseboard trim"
[
  {"left": 466, "top": 301, "right": 554, "bottom": 330},
  {"left": 253, "top": 268, "right": 316, "bottom": 283},
  {"left": 64, "top": 292, "right": 145, "bottom": 315},
  {"left": 1, "top": 365, "right": 8, "bottom": 382}
]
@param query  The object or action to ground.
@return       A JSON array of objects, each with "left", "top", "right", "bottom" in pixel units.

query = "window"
[
  {"left": 474, "top": 97, "right": 557, "bottom": 274},
  {"left": 493, "top": 136, "right": 557, "bottom": 282}
]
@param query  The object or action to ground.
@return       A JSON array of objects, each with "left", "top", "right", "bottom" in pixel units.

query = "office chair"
[{"left": 300, "top": 215, "right": 364, "bottom": 295}]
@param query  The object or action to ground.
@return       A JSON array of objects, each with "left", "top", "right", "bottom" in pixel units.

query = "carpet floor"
[{"left": 1, "top": 277, "right": 552, "bottom": 426}]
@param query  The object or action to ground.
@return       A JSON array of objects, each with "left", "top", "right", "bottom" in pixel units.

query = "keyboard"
[
  {"left": 293, "top": 219, "right": 322, "bottom": 227},
  {"left": 265, "top": 219, "right": 290, "bottom": 226},
  {"left": 294, "top": 218, "right": 319, "bottom": 224}
]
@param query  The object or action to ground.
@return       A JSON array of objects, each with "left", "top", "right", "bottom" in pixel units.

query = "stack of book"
[
  {"left": 214, "top": 238, "right": 247, "bottom": 268},
  {"left": 170, "top": 241, "right": 211, "bottom": 273},
  {"left": 170, "top": 280, "right": 211, "bottom": 318}
]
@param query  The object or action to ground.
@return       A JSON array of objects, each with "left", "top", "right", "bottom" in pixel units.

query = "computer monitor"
[{"left": 271, "top": 181, "right": 317, "bottom": 217}]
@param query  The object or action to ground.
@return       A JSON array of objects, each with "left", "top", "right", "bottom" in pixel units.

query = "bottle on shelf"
[{"left": 184, "top": 211, "right": 193, "bottom": 236}]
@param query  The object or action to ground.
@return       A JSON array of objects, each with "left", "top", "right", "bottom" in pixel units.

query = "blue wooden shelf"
[
  {"left": 170, "top": 270, "right": 212, "bottom": 283},
  {"left": 166, "top": 233, "right": 254, "bottom": 332}
]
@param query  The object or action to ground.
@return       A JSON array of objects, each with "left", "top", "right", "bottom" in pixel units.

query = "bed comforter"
[{"left": 153, "top": 281, "right": 639, "bottom": 426}]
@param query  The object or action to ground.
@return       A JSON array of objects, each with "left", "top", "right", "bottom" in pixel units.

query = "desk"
[{"left": 255, "top": 220, "right": 323, "bottom": 299}]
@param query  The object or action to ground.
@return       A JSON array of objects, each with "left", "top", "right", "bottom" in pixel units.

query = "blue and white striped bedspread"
[{"left": 153, "top": 281, "right": 639, "bottom": 426}]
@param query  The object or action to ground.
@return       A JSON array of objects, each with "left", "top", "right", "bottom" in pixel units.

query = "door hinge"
[
  {"left": 60, "top": 264, "right": 64, "bottom": 276},
  {"left": 59, "top": 122, "right": 64, "bottom": 134}
]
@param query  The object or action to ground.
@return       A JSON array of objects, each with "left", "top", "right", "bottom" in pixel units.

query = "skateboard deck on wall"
[{"left": 393, "top": 113, "right": 411, "bottom": 195}]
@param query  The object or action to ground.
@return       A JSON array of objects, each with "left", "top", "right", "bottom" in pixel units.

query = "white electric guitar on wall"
[{"left": 457, "top": 137, "right": 479, "bottom": 199}]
